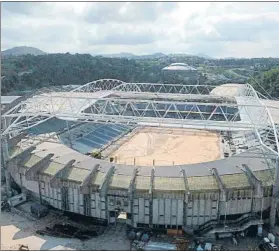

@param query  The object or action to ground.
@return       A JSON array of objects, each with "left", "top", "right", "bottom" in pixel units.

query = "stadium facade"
[{"left": 2, "top": 79, "right": 279, "bottom": 236}]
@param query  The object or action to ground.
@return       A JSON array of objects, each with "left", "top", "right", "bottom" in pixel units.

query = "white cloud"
[{"left": 1, "top": 2, "right": 279, "bottom": 57}]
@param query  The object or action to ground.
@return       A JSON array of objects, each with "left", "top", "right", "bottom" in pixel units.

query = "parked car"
[
  {"left": 268, "top": 243, "right": 278, "bottom": 251},
  {"left": 259, "top": 242, "right": 278, "bottom": 251}
]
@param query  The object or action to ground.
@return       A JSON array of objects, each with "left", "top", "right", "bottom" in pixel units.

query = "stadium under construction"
[{"left": 2, "top": 79, "right": 279, "bottom": 237}]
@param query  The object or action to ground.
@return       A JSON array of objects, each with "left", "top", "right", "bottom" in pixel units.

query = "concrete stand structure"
[{"left": 2, "top": 79, "right": 279, "bottom": 235}]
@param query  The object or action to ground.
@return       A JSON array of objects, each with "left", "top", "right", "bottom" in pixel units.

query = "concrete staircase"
[{"left": 196, "top": 213, "right": 263, "bottom": 236}]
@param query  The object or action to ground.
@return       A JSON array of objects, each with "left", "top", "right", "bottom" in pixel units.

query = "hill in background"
[
  {"left": 100, "top": 52, "right": 167, "bottom": 59},
  {"left": 100, "top": 52, "right": 212, "bottom": 59},
  {"left": 1, "top": 46, "right": 46, "bottom": 57},
  {"left": 1, "top": 50, "right": 279, "bottom": 97}
]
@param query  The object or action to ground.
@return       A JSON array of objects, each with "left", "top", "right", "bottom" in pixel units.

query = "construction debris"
[
  {"left": 36, "top": 223, "right": 98, "bottom": 240},
  {"left": 175, "top": 237, "right": 190, "bottom": 251},
  {"left": 30, "top": 203, "right": 49, "bottom": 219},
  {"left": 18, "top": 245, "right": 29, "bottom": 251}
]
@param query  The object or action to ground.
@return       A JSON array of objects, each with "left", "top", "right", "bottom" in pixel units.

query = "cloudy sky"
[{"left": 1, "top": 1, "right": 279, "bottom": 58}]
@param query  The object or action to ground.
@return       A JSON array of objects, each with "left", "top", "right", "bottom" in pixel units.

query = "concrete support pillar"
[
  {"left": 270, "top": 198, "right": 277, "bottom": 229},
  {"left": 5, "top": 170, "right": 12, "bottom": 197},
  {"left": 149, "top": 168, "right": 155, "bottom": 227},
  {"left": 128, "top": 168, "right": 138, "bottom": 227},
  {"left": 1, "top": 135, "right": 12, "bottom": 197},
  {"left": 181, "top": 168, "right": 189, "bottom": 228},
  {"left": 2, "top": 135, "right": 10, "bottom": 164},
  {"left": 211, "top": 168, "right": 227, "bottom": 224},
  {"left": 270, "top": 158, "right": 279, "bottom": 229},
  {"left": 99, "top": 166, "right": 115, "bottom": 197}
]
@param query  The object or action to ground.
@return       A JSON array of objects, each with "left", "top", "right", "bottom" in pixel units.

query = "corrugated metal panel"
[
  {"left": 253, "top": 169, "right": 274, "bottom": 186},
  {"left": 165, "top": 199, "right": 171, "bottom": 225},
  {"left": 92, "top": 172, "right": 106, "bottom": 186},
  {"left": 95, "top": 194, "right": 101, "bottom": 218},
  {"left": 64, "top": 167, "right": 90, "bottom": 182},
  {"left": 138, "top": 198, "right": 145, "bottom": 223},
  {"left": 192, "top": 216, "right": 198, "bottom": 226},
  {"left": 57, "top": 189, "right": 62, "bottom": 209},
  {"left": 193, "top": 200, "right": 198, "bottom": 217},
  {"left": 53, "top": 188, "right": 58, "bottom": 208},
  {"left": 134, "top": 212, "right": 139, "bottom": 224},
  {"left": 23, "top": 155, "right": 42, "bottom": 168},
  {"left": 42, "top": 162, "right": 64, "bottom": 176},
  {"left": 199, "top": 200, "right": 205, "bottom": 216},
  {"left": 21, "top": 174, "right": 39, "bottom": 194},
  {"left": 49, "top": 187, "right": 53, "bottom": 207},
  {"left": 171, "top": 199, "right": 177, "bottom": 226},
  {"left": 221, "top": 173, "right": 250, "bottom": 189},
  {"left": 101, "top": 209, "right": 106, "bottom": 219},
  {"left": 79, "top": 193, "right": 84, "bottom": 214},
  {"left": 49, "top": 186, "right": 54, "bottom": 206},
  {"left": 186, "top": 216, "right": 192, "bottom": 226},
  {"left": 110, "top": 174, "right": 131, "bottom": 189},
  {"left": 205, "top": 199, "right": 212, "bottom": 217},
  {"left": 40, "top": 181, "right": 46, "bottom": 201},
  {"left": 68, "top": 188, "right": 74, "bottom": 212},
  {"left": 91, "top": 193, "right": 96, "bottom": 217},
  {"left": 159, "top": 199, "right": 165, "bottom": 225},
  {"left": 74, "top": 188, "right": 79, "bottom": 213},
  {"left": 187, "top": 176, "right": 218, "bottom": 191},
  {"left": 154, "top": 177, "right": 185, "bottom": 191},
  {"left": 177, "top": 200, "right": 184, "bottom": 226},
  {"left": 152, "top": 199, "right": 159, "bottom": 224},
  {"left": 135, "top": 176, "right": 150, "bottom": 190},
  {"left": 46, "top": 183, "right": 50, "bottom": 204},
  {"left": 211, "top": 201, "right": 218, "bottom": 218},
  {"left": 133, "top": 199, "right": 139, "bottom": 214}
]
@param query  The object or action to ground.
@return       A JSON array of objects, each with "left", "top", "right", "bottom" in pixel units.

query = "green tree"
[{"left": 251, "top": 68, "right": 279, "bottom": 98}]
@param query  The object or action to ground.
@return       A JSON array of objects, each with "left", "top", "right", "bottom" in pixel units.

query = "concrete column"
[
  {"left": 149, "top": 168, "right": 155, "bottom": 227},
  {"left": 1, "top": 135, "right": 10, "bottom": 164},
  {"left": 5, "top": 170, "right": 12, "bottom": 197},
  {"left": 128, "top": 168, "right": 138, "bottom": 227},
  {"left": 181, "top": 168, "right": 189, "bottom": 228},
  {"left": 1, "top": 135, "right": 12, "bottom": 197},
  {"left": 270, "top": 157, "right": 279, "bottom": 229}
]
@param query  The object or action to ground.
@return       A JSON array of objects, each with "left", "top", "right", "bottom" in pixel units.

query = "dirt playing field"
[{"left": 109, "top": 127, "right": 221, "bottom": 166}]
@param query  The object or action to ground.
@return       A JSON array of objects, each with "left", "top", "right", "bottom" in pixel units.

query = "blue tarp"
[{"left": 144, "top": 241, "right": 176, "bottom": 250}]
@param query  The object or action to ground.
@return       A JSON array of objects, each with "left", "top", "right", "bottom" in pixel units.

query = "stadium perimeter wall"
[{"left": 6, "top": 142, "right": 273, "bottom": 230}]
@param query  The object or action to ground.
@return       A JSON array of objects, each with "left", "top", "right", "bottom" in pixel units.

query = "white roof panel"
[{"left": 1, "top": 96, "right": 21, "bottom": 104}]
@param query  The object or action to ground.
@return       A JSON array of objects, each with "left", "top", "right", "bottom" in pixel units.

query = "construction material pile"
[{"left": 175, "top": 238, "right": 190, "bottom": 251}]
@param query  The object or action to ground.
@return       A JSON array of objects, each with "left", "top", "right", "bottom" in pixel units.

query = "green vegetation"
[
  {"left": 1, "top": 53, "right": 279, "bottom": 97},
  {"left": 90, "top": 149, "right": 102, "bottom": 159},
  {"left": 250, "top": 68, "right": 279, "bottom": 98}
]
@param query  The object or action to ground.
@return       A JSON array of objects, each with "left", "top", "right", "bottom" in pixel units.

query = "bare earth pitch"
[{"left": 109, "top": 127, "right": 221, "bottom": 166}]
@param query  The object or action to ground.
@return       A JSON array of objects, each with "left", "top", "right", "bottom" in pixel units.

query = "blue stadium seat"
[
  {"left": 87, "top": 133, "right": 108, "bottom": 144},
  {"left": 77, "top": 138, "right": 102, "bottom": 149},
  {"left": 49, "top": 122, "right": 135, "bottom": 153}
]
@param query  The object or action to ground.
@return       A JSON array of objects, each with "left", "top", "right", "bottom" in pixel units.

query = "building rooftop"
[
  {"left": 12, "top": 136, "right": 276, "bottom": 194},
  {"left": 1, "top": 96, "right": 21, "bottom": 104},
  {"left": 162, "top": 63, "right": 197, "bottom": 71}
]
